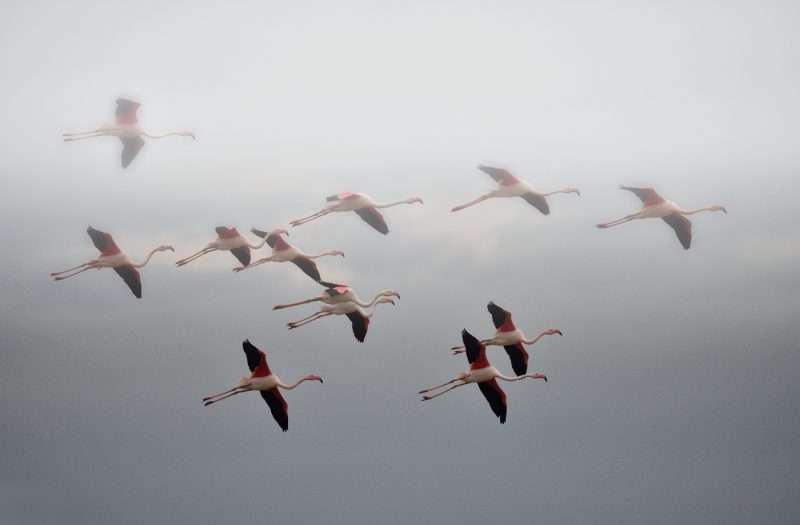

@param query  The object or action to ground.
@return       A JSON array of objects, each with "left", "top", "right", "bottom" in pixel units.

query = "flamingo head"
[
  {"left": 711, "top": 205, "right": 727, "bottom": 214},
  {"left": 407, "top": 197, "right": 424, "bottom": 205},
  {"left": 549, "top": 329, "right": 562, "bottom": 336},
  {"left": 382, "top": 290, "right": 401, "bottom": 299},
  {"left": 532, "top": 373, "right": 548, "bottom": 382},
  {"left": 271, "top": 228, "right": 289, "bottom": 237},
  {"left": 378, "top": 298, "right": 396, "bottom": 306},
  {"left": 567, "top": 187, "right": 581, "bottom": 196},
  {"left": 307, "top": 375, "right": 323, "bottom": 384},
  {"left": 179, "top": 131, "right": 196, "bottom": 140},
  {"left": 158, "top": 245, "right": 175, "bottom": 252}
]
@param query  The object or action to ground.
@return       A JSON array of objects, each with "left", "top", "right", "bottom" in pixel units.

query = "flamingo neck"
[
  {"left": 142, "top": 130, "right": 186, "bottom": 139},
  {"left": 279, "top": 376, "right": 316, "bottom": 390},
  {"left": 247, "top": 236, "right": 268, "bottom": 250},
  {"left": 679, "top": 205, "right": 718, "bottom": 216},
  {"left": 372, "top": 199, "right": 412, "bottom": 209},
  {"left": 542, "top": 187, "right": 576, "bottom": 197},
  {"left": 131, "top": 247, "right": 164, "bottom": 268}
]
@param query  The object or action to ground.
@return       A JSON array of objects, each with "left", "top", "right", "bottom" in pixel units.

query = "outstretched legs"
[
  {"left": 290, "top": 209, "right": 332, "bottom": 227},
  {"left": 203, "top": 387, "right": 248, "bottom": 406},
  {"left": 51, "top": 261, "right": 99, "bottom": 280},
  {"left": 287, "top": 312, "right": 332, "bottom": 329},
  {"left": 273, "top": 297, "right": 321, "bottom": 310},
  {"left": 176, "top": 247, "right": 216, "bottom": 266},
  {"left": 597, "top": 213, "right": 639, "bottom": 229},
  {"left": 451, "top": 194, "right": 493, "bottom": 212},
  {"left": 420, "top": 381, "right": 469, "bottom": 400},
  {"left": 233, "top": 256, "right": 277, "bottom": 272}
]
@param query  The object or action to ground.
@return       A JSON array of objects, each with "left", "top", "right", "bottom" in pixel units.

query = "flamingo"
[
  {"left": 286, "top": 298, "right": 396, "bottom": 343},
  {"left": 273, "top": 281, "right": 400, "bottom": 310},
  {"left": 451, "top": 302, "right": 562, "bottom": 376},
  {"left": 596, "top": 186, "right": 727, "bottom": 249},
  {"left": 451, "top": 165, "right": 580, "bottom": 214},
  {"left": 51, "top": 226, "right": 174, "bottom": 299},
  {"left": 175, "top": 226, "right": 269, "bottom": 268},
  {"left": 203, "top": 340, "right": 322, "bottom": 432},
  {"left": 62, "top": 99, "right": 195, "bottom": 168},
  {"left": 289, "top": 192, "right": 424, "bottom": 234},
  {"left": 419, "top": 330, "right": 548, "bottom": 424},
  {"left": 232, "top": 228, "right": 344, "bottom": 282}
]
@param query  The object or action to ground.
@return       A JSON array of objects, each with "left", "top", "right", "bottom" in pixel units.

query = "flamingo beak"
[
  {"left": 167, "top": 246, "right": 175, "bottom": 252},
  {"left": 556, "top": 329, "right": 562, "bottom": 336},
  {"left": 721, "top": 206, "right": 728, "bottom": 214},
  {"left": 314, "top": 376, "right": 323, "bottom": 383}
]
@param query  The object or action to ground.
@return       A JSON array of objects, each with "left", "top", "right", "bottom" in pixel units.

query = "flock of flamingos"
[{"left": 53, "top": 99, "right": 728, "bottom": 430}]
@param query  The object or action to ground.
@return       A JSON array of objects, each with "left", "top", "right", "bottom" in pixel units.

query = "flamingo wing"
[
  {"left": 115, "top": 98, "right": 140, "bottom": 119},
  {"left": 120, "top": 136, "right": 145, "bottom": 168},
  {"left": 113, "top": 265, "right": 142, "bottom": 298},
  {"left": 260, "top": 388, "right": 289, "bottom": 432},
  {"left": 290, "top": 255, "right": 321, "bottom": 282},
  {"left": 477, "top": 379, "right": 507, "bottom": 423},
  {"left": 229, "top": 246, "right": 251, "bottom": 266},
  {"left": 87, "top": 226, "right": 121, "bottom": 255},
  {"left": 345, "top": 312, "right": 369, "bottom": 342},
  {"left": 354, "top": 207, "right": 389, "bottom": 235},
  {"left": 487, "top": 302, "right": 513, "bottom": 330},
  {"left": 520, "top": 192, "right": 550, "bottom": 215},
  {"left": 242, "top": 340, "right": 272, "bottom": 376},
  {"left": 461, "top": 329, "right": 485, "bottom": 364},
  {"left": 319, "top": 280, "right": 347, "bottom": 290},
  {"left": 662, "top": 213, "right": 692, "bottom": 250},
  {"left": 477, "top": 164, "right": 516, "bottom": 183},
  {"left": 504, "top": 343, "right": 529, "bottom": 376},
  {"left": 620, "top": 186, "right": 663, "bottom": 204}
]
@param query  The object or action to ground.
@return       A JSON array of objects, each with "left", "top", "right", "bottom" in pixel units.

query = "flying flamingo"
[
  {"left": 289, "top": 192, "right": 424, "bottom": 234},
  {"left": 451, "top": 165, "right": 580, "bottom": 214},
  {"left": 232, "top": 228, "right": 344, "bottom": 282},
  {"left": 62, "top": 99, "right": 195, "bottom": 168},
  {"left": 451, "top": 302, "right": 562, "bottom": 376},
  {"left": 286, "top": 298, "right": 396, "bottom": 342},
  {"left": 203, "top": 340, "right": 322, "bottom": 432},
  {"left": 419, "top": 329, "right": 548, "bottom": 424},
  {"left": 175, "top": 226, "right": 269, "bottom": 268},
  {"left": 273, "top": 281, "right": 400, "bottom": 310},
  {"left": 596, "top": 186, "right": 727, "bottom": 249},
  {"left": 51, "top": 226, "right": 174, "bottom": 299}
]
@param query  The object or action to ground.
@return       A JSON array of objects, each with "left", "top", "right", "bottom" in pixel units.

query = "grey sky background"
[{"left": 2, "top": 1, "right": 799, "bottom": 523}]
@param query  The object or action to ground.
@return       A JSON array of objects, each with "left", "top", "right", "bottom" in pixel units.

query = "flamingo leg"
[
  {"left": 289, "top": 209, "right": 331, "bottom": 227},
  {"left": 596, "top": 214, "right": 637, "bottom": 228},
  {"left": 53, "top": 266, "right": 95, "bottom": 280},
  {"left": 51, "top": 261, "right": 94, "bottom": 276},
  {"left": 62, "top": 128, "right": 106, "bottom": 136},
  {"left": 233, "top": 256, "right": 276, "bottom": 272},
  {"left": 418, "top": 378, "right": 461, "bottom": 394},
  {"left": 204, "top": 389, "right": 247, "bottom": 406},
  {"left": 451, "top": 194, "right": 492, "bottom": 212},
  {"left": 421, "top": 382, "right": 469, "bottom": 400},
  {"left": 273, "top": 297, "right": 320, "bottom": 310},
  {"left": 63, "top": 133, "right": 106, "bottom": 142},
  {"left": 176, "top": 247, "right": 215, "bottom": 266},
  {"left": 287, "top": 313, "right": 330, "bottom": 329},
  {"left": 202, "top": 386, "right": 245, "bottom": 402},
  {"left": 306, "top": 250, "right": 344, "bottom": 259}
]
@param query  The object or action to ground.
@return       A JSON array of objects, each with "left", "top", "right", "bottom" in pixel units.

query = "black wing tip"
[
  {"left": 250, "top": 227, "right": 268, "bottom": 238},
  {"left": 326, "top": 194, "right": 338, "bottom": 202}
]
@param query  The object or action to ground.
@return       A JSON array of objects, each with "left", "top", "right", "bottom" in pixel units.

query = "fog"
[{"left": 2, "top": 1, "right": 799, "bottom": 524}]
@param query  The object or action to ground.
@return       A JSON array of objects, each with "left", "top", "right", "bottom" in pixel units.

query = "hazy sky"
[{"left": 2, "top": 1, "right": 799, "bottom": 524}]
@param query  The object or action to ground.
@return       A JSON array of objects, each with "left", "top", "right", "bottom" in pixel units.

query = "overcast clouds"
[{"left": 1, "top": 1, "right": 799, "bottom": 524}]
